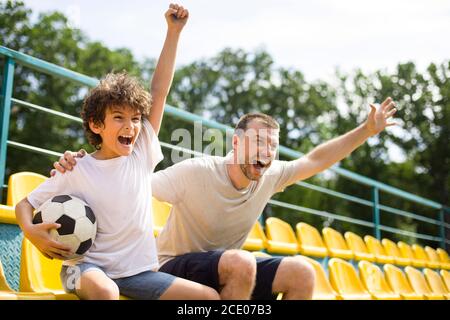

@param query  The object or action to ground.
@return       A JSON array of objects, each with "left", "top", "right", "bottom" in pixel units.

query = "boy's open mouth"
[{"left": 118, "top": 135, "right": 133, "bottom": 145}]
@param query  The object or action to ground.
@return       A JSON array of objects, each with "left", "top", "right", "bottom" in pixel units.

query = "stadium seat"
[
  {"left": 404, "top": 266, "right": 445, "bottom": 300},
  {"left": 382, "top": 238, "right": 410, "bottom": 267},
  {"left": 364, "top": 235, "right": 395, "bottom": 264},
  {"left": 20, "top": 238, "right": 79, "bottom": 299},
  {"left": 383, "top": 264, "right": 423, "bottom": 300},
  {"left": 20, "top": 236, "right": 130, "bottom": 300},
  {"left": 152, "top": 197, "right": 172, "bottom": 237},
  {"left": 7, "top": 172, "right": 47, "bottom": 206},
  {"left": 0, "top": 257, "right": 54, "bottom": 300},
  {"left": 358, "top": 260, "right": 401, "bottom": 300},
  {"left": 265, "top": 217, "right": 299, "bottom": 255},
  {"left": 296, "top": 223, "right": 328, "bottom": 258},
  {"left": 412, "top": 244, "right": 440, "bottom": 269},
  {"left": 344, "top": 232, "right": 375, "bottom": 262},
  {"left": 425, "top": 246, "right": 450, "bottom": 270},
  {"left": 397, "top": 242, "right": 427, "bottom": 268},
  {"left": 302, "top": 256, "right": 339, "bottom": 300},
  {"left": 440, "top": 270, "right": 450, "bottom": 291},
  {"left": 0, "top": 204, "right": 16, "bottom": 225},
  {"left": 436, "top": 248, "right": 450, "bottom": 269},
  {"left": 242, "top": 221, "right": 268, "bottom": 251},
  {"left": 322, "top": 228, "right": 353, "bottom": 260},
  {"left": 328, "top": 258, "right": 371, "bottom": 300},
  {"left": 423, "top": 268, "right": 450, "bottom": 299}
]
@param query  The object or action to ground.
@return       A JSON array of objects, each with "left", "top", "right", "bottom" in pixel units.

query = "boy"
[{"left": 15, "top": 4, "right": 219, "bottom": 300}]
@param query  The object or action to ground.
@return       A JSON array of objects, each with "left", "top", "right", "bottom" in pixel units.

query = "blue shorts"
[
  {"left": 159, "top": 250, "right": 282, "bottom": 300},
  {"left": 60, "top": 263, "right": 176, "bottom": 300}
]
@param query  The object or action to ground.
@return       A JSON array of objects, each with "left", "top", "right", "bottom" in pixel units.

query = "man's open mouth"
[
  {"left": 118, "top": 135, "right": 133, "bottom": 145},
  {"left": 254, "top": 160, "right": 270, "bottom": 170}
]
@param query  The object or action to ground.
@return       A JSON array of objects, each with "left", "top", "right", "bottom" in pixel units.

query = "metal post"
[
  {"left": 372, "top": 187, "right": 381, "bottom": 239},
  {"left": 0, "top": 57, "right": 15, "bottom": 202}
]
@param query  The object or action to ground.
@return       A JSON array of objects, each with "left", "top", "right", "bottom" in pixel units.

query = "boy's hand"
[
  {"left": 365, "top": 97, "right": 398, "bottom": 136},
  {"left": 24, "top": 223, "right": 73, "bottom": 260},
  {"left": 50, "top": 149, "right": 86, "bottom": 176},
  {"left": 166, "top": 3, "right": 189, "bottom": 33}
]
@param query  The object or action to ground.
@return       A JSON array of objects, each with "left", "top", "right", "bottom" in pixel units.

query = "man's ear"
[
  {"left": 89, "top": 120, "right": 103, "bottom": 134},
  {"left": 232, "top": 134, "right": 239, "bottom": 151}
]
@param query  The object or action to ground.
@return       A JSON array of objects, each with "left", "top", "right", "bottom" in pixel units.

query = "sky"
[{"left": 20, "top": 0, "right": 450, "bottom": 82}]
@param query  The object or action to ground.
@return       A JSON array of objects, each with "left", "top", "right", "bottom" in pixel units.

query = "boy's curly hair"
[{"left": 81, "top": 72, "right": 152, "bottom": 149}]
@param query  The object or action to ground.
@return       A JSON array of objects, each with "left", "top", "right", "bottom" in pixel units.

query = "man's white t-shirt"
[
  {"left": 28, "top": 118, "right": 163, "bottom": 279},
  {"left": 153, "top": 152, "right": 300, "bottom": 266}
]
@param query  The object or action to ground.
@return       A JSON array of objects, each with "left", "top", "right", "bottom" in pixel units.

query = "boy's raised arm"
[{"left": 149, "top": 3, "right": 189, "bottom": 135}]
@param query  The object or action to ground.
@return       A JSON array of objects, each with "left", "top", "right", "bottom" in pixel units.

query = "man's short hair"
[{"left": 234, "top": 113, "right": 280, "bottom": 133}]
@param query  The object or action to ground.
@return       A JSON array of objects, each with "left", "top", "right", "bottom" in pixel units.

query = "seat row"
[
  {"left": 239, "top": 217, "right": 450, "bottom": 270},
  {"left": 3, "top": 240, "right": 449, "bottom": 300}
]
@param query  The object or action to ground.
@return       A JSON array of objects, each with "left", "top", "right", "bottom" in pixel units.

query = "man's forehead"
[{"left": 243, "top": 125, "right": 279, "bottom": 140}]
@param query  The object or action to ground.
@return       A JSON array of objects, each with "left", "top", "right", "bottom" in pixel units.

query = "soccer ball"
[{"left": 32, "top": 195, "right": 97, "bottom": 260}]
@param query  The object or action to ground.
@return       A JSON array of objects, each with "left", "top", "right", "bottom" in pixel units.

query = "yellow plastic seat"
[
  {"left": 344, "top": 232, "right": 375, "bottom": 262},
  {"left": 364, "top": 235, "right": 395, "bottom": 264},
  {"left": 383, "top": 264, "right": 424, "bottom": 300},
  {"left": 0, "top": 257, "right": 55, "bottom": 300},
  {"left": 425, "top": 246, "right": 450, "bottom": 270},
  {"left": 302, "top": 256, "right": 339, "bottom": 300},
  {"left": 404, "top": 266, "right": 445, "bottom": 300},
  {"left": 423, "top": 268, "right": 450, "bottom": 299},
  {"left": 20, "top": 229, "right": 131, "bottom": 300},
  {"left": 295, "top": 223, "right": 328, "bottom": 258},
  {"left": 20, "top": 238, "right": 80, "bottom": 299},
  {"left": 322, "top": 228, "right": 353, "bottom": 260},
  {"left": 152, "top": 197, "right": 171, "bottom": 237},
  {"left": 436, "top": 248, "right": 450, "bottom": 270},
  {"left": 397, "top": 242, "right": 426, "bottom": 268},
  {"left": 7, "top": 172, "right": 47, "bottom": 206},
  {"left": 328, "top": 258, "right": 371, "bottom": 300},
  {"left": 265, "top": 217, "right": 299, "bottom": 255},
  {"left": 242, "top": 221, "right": 268, "bottom": 251},
  {"left": 412, "top": 244, "right": 440, "bottom": 269},
  {"left": 0, "top": 204, "right": 16, "bottom": 225},
  {"left": 382, "top": 238, "right": 411, "bottom": 267},
  {"left": 440, "top": 270, "right": 450, "bottom": 291},
  {"left": 358, "top": 261, "right": 401, "bottom": 300}
]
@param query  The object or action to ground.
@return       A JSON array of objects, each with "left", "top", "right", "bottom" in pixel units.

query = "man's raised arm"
[{"left": 287, "top": 97, "right": 397, "bottom": 182}]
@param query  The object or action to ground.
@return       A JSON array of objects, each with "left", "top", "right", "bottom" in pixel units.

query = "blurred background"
[{"left": 1, "top": 0, "right": 449, "bottom": 247}]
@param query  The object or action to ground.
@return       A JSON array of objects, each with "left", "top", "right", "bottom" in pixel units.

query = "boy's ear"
[{"left": 89, "top": 120, "right": 103, "bottom": 134}]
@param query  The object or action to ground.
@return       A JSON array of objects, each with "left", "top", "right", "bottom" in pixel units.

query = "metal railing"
[{"left": 1, "top": 45, "right": 449, "bottom": 248}]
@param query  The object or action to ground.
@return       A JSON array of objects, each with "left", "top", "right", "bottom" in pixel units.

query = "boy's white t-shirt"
[{"left": 27, "top": 118, "right": 163, "bottom": 279}]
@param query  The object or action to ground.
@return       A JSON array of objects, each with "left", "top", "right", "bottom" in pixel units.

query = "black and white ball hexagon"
[{"left": 32, "top": 195, "right": 97, "bottom": 260}]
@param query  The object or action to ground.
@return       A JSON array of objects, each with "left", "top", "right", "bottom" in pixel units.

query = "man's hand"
[
  {"left": 50, "top": 149, "right": 86, "bottom": 176},
  {"left": 166, "top": 3, "right": 189, "bottom": 33},
  {"left": 364, "top": 97, "right": 398, "bottom": 136}
]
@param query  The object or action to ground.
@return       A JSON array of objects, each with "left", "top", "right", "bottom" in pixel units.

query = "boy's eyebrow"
[{"left": 110, "top": 109, "right": 141, "bottom": 116}]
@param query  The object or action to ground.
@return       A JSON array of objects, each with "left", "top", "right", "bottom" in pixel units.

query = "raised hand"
[
  {"left": 165, "top": 3, "right": 189, "bottom": 33},
  {"left": 365, "top": 97, "right": 398, "bottom": 136}
]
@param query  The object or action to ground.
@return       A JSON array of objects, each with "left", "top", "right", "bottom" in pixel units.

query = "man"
[{"left": 53, "top": 98, "right": 397, "bottom": 299}]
